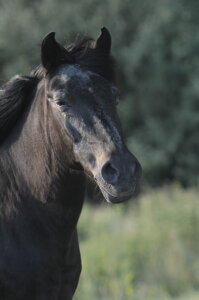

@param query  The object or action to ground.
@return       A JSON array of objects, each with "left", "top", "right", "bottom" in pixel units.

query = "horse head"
[{"left": 40, "top": 28, "right": 142, "bottom": 203}]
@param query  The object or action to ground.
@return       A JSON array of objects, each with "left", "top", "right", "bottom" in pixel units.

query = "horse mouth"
[{"left": 98, "top": 183, "right": 136, "bottom": 204}]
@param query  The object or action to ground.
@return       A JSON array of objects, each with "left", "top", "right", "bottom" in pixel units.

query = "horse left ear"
[
  {"left": 41, "top": 32, "right": 73, "bottom": 72},
  {"left": 95, "top": 27, "right": 111, "bottom": 54}
]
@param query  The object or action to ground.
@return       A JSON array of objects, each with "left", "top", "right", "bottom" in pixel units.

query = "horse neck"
[{"left": 0, "top": 80, "right": 85, "bottom": 205}]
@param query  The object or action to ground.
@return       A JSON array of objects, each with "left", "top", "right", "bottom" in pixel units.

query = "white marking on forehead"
[{"left": 56, "top": 65, "right": 91, "bottom": 83}]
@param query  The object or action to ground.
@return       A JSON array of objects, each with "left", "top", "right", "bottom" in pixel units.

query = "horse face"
[
  {"left": 46, "top": 64, "right": 141, "bottom": 203},
  {"left": 41, "top": 30, "right": 141, "bottom": 203}
]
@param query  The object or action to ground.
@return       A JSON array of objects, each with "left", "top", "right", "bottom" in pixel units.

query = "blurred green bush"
[
  {"left": 0, "top": 0, "right": 199, "bottom": 186},
  {"left": 75, "top": 185, "right": 199, "bottom": 300}
]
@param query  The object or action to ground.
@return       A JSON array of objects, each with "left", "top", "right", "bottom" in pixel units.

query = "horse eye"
[{"left": 57, "top": 100, "right": 66, "bottom": 106}]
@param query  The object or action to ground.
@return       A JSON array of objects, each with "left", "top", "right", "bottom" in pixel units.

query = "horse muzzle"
[{"left": 93, "top": 150, "right": 142, "bottom": 203}]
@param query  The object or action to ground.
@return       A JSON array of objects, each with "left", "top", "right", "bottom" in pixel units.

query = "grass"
[{"left": 74, "top": 185, "right": 199, "bottom": 300}]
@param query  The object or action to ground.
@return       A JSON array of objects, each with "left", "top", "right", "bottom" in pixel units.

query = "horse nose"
[
  {"left": 101, "top": 156, "right": 141, "bottom": 185},
  {"left": 101, "top": 161, "right": 120, "bottom": 185}
]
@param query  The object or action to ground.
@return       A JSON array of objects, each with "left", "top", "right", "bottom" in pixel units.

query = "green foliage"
[
  {"left": 118, "top": 0, "right": 199, "bottom": 187},
  {"left": 75, "top": 186, "right": 199, "bottom": 300},
  {"left": 0, "top": 0, "right": 199, "bottom": 186}
]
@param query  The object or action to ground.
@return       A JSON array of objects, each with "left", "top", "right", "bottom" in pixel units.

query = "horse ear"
[
  {"left": 95, "top": 27, "right": 111, "bottom": 54},
  {"left": 41, "top": 32, "right": 73, "bottom": 72}
]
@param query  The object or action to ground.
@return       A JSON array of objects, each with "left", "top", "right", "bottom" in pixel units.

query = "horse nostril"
[{"left": 101, "top": 161, "right": 119, "bottom": 184}]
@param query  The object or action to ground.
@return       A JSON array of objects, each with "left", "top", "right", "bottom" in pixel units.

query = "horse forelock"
[{"left": 31, "top": 35, "right": 115, "bottom": 82}]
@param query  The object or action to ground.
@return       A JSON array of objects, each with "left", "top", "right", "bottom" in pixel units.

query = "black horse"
[{"left": 0, "top": 28, "right": 141, "bottom": 300}]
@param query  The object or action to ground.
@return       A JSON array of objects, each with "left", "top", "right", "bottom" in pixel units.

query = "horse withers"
[{"left": 0, "top": 28, "right": 141, "bottom": 300}]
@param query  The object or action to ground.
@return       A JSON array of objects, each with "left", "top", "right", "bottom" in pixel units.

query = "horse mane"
[
  {"left": 0, "top": 35, "right": 115, "bottom": 145},
  {"left": 0, "top": 75, "right": 38, "bottom": 144}
]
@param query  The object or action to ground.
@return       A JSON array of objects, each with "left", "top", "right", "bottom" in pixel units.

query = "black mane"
[
  {"left": 0, "top": 36, "right": 115, "bottom": 146},
  {"left": 0, "top": 75, "right": 38, "bottom": 145}
]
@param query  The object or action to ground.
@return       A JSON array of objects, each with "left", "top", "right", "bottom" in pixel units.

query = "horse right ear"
[{"left": 41, "top": 32, "right": 73, "bottom": 73}]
